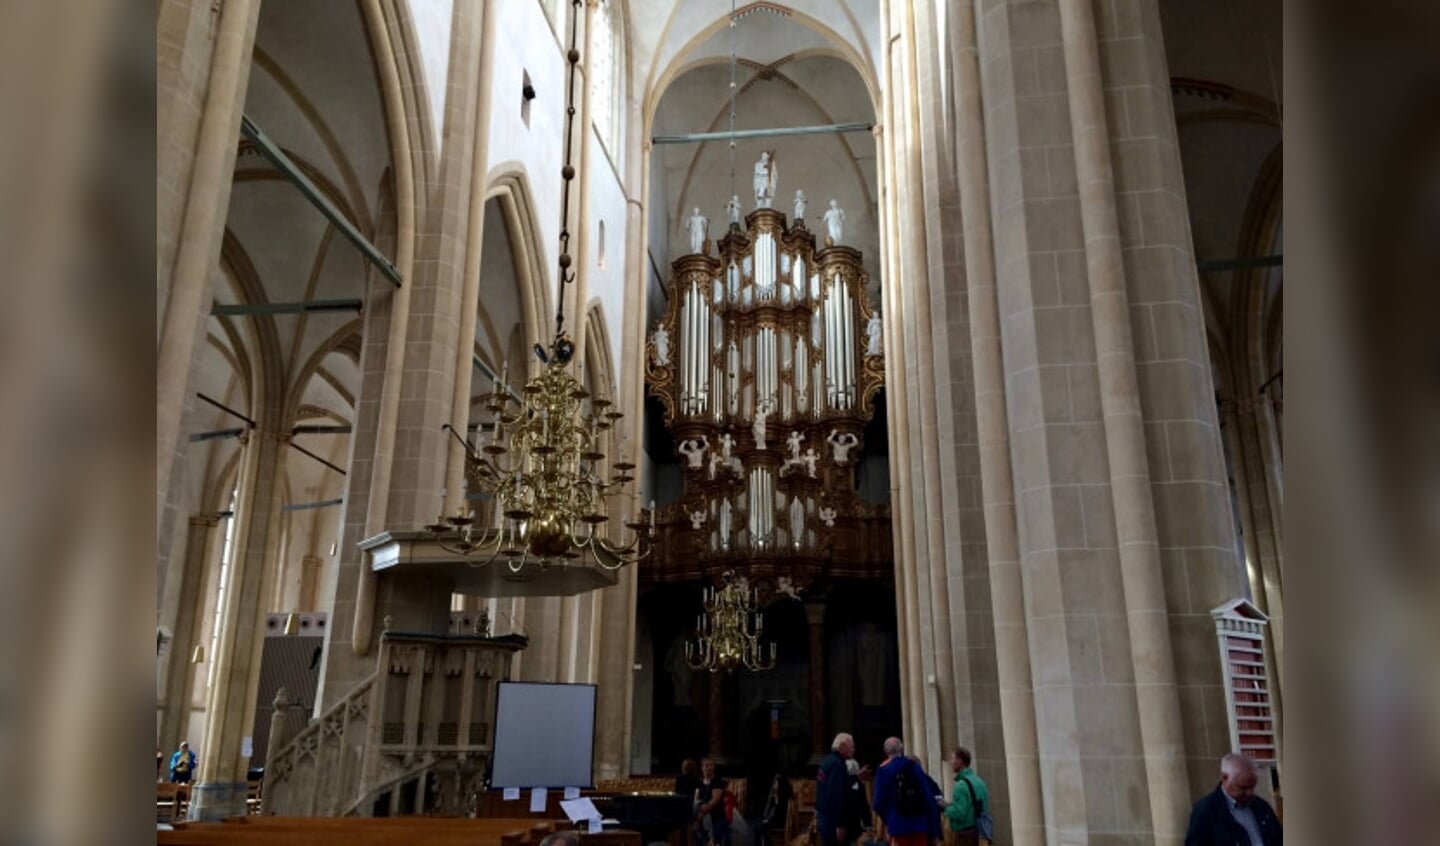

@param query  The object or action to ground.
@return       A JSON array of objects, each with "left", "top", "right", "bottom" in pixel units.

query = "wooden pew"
[{"left": 157, "top": 816, "right": 633, "bottom": 846}]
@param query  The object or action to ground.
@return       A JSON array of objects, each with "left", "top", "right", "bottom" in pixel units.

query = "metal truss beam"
[
  {"left": 651, "top": 122, "right": 873, "bottom": 145},
  {"left": 211, "top": 299, "right": 363, "bottom": 316}
]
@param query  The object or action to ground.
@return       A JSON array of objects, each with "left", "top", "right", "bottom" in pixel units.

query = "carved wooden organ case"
[{"left": 645, "top": 208, "right": 891, "bottom": 589}]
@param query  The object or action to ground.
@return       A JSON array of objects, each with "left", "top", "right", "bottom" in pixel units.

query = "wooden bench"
[
  {"left": 157, "top": 818, "right": 641, "bottom": 846},
  {"left": 156, "top": 783, "right": 191, "bottom": 823},
  {"left": 158, "top": 816, "right": 555, "bottom": 846}
]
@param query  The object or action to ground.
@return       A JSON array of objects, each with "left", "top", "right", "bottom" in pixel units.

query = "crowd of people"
[{"left": 674, "top": 736, "right": 1279, "bottom": 846}]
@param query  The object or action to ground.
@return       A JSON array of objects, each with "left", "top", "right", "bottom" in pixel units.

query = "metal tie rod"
[
  {"left": 212, "top": 299, "right": 363, "bottom": 317},
  {"left": 651, "top": 122, "right": 874, "bottom": 145},
  {"left": 288, "top": 441, "right": 347, "bottom": 476},
  {"left": 240, "top": 115, "right": 403, "bottom": 288},
  {"left": 189, "top": 427, "right": 245, "bottom": 443},
  {"left": 293, "top": 424, "right": 353, "bottom": 435},
  {"left": 282, "top": 498, "right": 344, "bottom": 513}
]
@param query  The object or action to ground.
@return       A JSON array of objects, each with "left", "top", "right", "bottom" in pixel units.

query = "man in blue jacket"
[
  {"left": 815, "top": 732, "right": 855, "bottom": 846},
  {"left": 1184, "top": 753, "right": 1282, "bottom": 846},
  {"left": 871, "top": 738, "right": 937, "bottom": 846}
]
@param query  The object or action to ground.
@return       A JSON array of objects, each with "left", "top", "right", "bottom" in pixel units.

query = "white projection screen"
[{"left": 490, "top": 682, "right": 597, "bottom": 789}]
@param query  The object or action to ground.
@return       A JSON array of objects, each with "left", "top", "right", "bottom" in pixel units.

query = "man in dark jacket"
[
  {"left": 815, "top": 732, "right": 855, "bottom": 846},
  {"left": 1185, "top": 753, "right": 1282, "bottom": 846}
]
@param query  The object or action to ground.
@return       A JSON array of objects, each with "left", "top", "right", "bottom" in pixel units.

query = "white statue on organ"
[
  {"left": 688, "top": 510, "right": 707, "bottom": 530},
  {"left": 752, "top": 399, "right": 773, "bottom": 450},
  {"left": 786, "top": 430, "right": 804, "bottom": 460},
  {"left": 650, "top": 324, "right": 670, "bottom": 367},
  {"left": 866, "top": 313, "right": 883, "bottom": 357},
  {"left": 754, "top": 150, "right": 778, "bottom": 209},
  {"left": 827, "top": 429, "right": 859, "bottom": 464},
  {"left": 718, "top": 432, "right": 735, "bottom": 462},
  {"left": 793, "top": 189, "right": 807, "bottom": 222},
  {"left": 708, "top": 450, "right": 723, "bottom": 480},
  {"left": 818, "top": 506, "right": 838, "bottom": 528},
  {"left": 823, "top": 199, "right": 846, "bottom": 244},
  {"left": 686, "top": 206, "right": 708, "bottom": 255},
  {"left": 726, "top": 195, "right": 742, "bottom": 226},
  {"left": 678, "top": 435, "right": 708, "bottom": 469},
  {"left": 802, "top": 447, "right": 820, "bottom": 478}
]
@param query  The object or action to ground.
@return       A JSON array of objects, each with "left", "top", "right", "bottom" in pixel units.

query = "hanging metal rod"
[
  {"left": 288, "top": 441, "right": 346, "bottom": 476},
  {"left": 281, "top": 498, "right": 345, "bottom": 513},
  {"left": 651, "top": 122, "right": 874, "bottom": 145},
  {"left": 293, "top": 424, "right": 353, "bottom": 435},
  {"left": 1196, "top": 254, "right": 1283, "bottom": 273},
  {"left": 189, "top": 427, "right": 245, "bottom": 443},
  {"left": 196, "top": 392, "right": 256, "bottom": 428},
  {"left": 239, "top": 115, "right": 403, "bottom": 288},
  {"left": 212, "top": 299, "right": 363, "bottom": 317},
  {"left": 473, "top": 352, "right": 523, "bottom": 404}
]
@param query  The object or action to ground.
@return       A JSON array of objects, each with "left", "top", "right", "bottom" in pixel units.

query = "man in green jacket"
[{"left": 941, "top": 747, "right": 988, "bottom": 846}]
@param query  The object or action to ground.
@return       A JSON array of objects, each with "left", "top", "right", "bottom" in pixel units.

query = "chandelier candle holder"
[
  {"left": 422, "top": 0, "right": 651, "bottom": 577},
  {"left": 686, "top": 570, "right": 777, "bottom": 673}
]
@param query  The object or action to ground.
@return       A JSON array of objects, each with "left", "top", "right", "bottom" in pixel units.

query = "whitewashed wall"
[{"left": 406, "top": 0, "right": 454, "bottom": 151}]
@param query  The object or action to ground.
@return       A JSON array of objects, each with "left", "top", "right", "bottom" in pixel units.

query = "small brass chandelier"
[
  {"left": 425, "top": 0, "right": 651, "bottom": 574},
  {"left": 686, "top": 571, "right": 776, "bottom": 673}
]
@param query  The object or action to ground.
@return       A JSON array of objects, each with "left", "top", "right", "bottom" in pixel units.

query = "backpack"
[
  {"left": 959, "top": 775, "right": 994, "bottom": 842},
  {"left": 894, "top": 762, "right": 928, "bottom": 818}
]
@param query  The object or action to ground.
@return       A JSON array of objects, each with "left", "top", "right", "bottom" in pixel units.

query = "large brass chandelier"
[
  {"left": 686, "top": 571, "right": 776, "bottom": 672},
  {"left": 425, "top": 0, "right": 651, "bottom": 574}
]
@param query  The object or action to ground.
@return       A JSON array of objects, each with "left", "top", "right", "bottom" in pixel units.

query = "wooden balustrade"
[{"left": 260, "top": 633, "right": 526, "bottom": 817}]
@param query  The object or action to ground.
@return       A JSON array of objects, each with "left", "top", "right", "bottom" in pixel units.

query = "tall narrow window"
[
  {"left": 589, "top": 0, "right": 618, "bottom": 154},
  {"left": 207, "top": 485, "right": 240, "bottom": 690}
]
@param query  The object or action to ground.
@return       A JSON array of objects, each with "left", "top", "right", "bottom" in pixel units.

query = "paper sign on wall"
[
  {"left": 564, "top": 787, "right": 581, "bottom": 800},
  {"left": 241, "top": 736, "right": 253, "bottom": 758},
  {"left": 560, "top": 797, "right": 600, "bottom": 823},
  {"left": 503, "top": 787, "right": 521, "bottom": 801},
  {"left": 588, "top": 819, "right": 604, "bottom": 833},
  {"left": 530, "top": 787, "right": 548, "bottom": 813}
]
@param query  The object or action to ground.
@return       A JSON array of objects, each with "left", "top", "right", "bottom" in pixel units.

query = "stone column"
[
  {"left": 805, "top": 603, "right": 827, "bottom": 760},
  {"left": 593, "top": 61, "right": 649, "bottom": 785},
  {"left": 190, "top": 427, "right": 289, "bottom": 820},
  {"left": 949, "top": 1, "right": 1044, "bottom": 840},
  {"left": 444, "top": 0, "right": 499, "bottom": 509},
  {"left": 156, "top": 0, "right": 261, "bottom": 621},
  {"left": 875, "top": 0, "right": 926, "bottom": 750},
  {"left": 1058, "top": 2, "right": 1190, "bottom": 839},
  {"left": 339, "top": 0, "right": 419, "bottom": 662},
  {"left": 1090, "top": 0, "right": 1250, "bottom": 799},
  {"left": 158, "top": 514, "right": 221, "bottom": 757},
  {"left": 298, "top": 555, "right": 323, "bottom": 612}
]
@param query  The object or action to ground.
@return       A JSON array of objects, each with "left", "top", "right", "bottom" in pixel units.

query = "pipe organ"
[{"left": 646, "top": 207, "right": 889, "bottom": 589}]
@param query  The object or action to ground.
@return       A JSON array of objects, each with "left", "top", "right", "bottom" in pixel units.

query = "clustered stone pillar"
[
  {"left": 949, "top": 0, "right": 1045, "bottom": 839},
  {"left": 155, "top": 0, "right": 261, "bottom": 660},
  {"left": 190, "top": 425, "right": 289, "bottom": 820},
  {"left": 158, "top": 514, "right": 221, "bottom": 758},
  {"left": 1058, "top": 2, "right": 1191, "bottom": 839}
]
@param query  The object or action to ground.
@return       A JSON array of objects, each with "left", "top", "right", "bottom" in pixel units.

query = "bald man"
[{"left": 1184, "top": 753, "right": 1282, "bottom": 846}]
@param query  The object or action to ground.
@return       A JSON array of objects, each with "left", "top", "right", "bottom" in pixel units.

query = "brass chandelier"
[
  {"left": 425, "top": 0, "right": 651, "bottom": 574},
  {"left": 686, "top": 571, "right": 776, "bottom": 672}
]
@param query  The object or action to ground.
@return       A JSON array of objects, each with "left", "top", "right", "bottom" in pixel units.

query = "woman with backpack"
[{"left": 871, "top": 738, "right": 939, "bottom": 846}]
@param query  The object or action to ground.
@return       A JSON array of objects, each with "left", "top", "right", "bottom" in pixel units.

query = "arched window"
[{"left": 589, "top": 0, "right": 619, "bottom": 155}]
